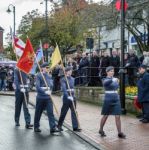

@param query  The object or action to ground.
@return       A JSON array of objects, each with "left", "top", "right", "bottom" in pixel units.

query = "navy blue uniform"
[
  {"left": 101, "top": 77, "right": 121, "bottom": 115},
  {"left": 34, "top": 72, "right": 56, "bottom": 130},
  {"left": 58, "top": 76, "right": 78, "bottom": 129},
  {"left": 137, "top": 72, "right": 149, "bottom": 121},
  {"left": 14, "top": 69, "right": 31, "bottom": 125}
]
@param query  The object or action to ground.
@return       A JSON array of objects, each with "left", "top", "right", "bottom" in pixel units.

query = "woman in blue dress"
[{"left": 99, "top": 66, "right": 126, "bottom": 139}]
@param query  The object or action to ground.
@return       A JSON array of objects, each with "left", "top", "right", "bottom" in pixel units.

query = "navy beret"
[
  {"left": 65, "top": 66, "right": 72, "bottom": 72},
  {"left": 41, "top": 62, "right": 49, "bottom": 68},
  {"left": 106, "top": 66, "right": 114, "bottom": 72}
]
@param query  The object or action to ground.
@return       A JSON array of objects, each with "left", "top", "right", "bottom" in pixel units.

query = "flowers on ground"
[{"left": 125, "top": 86, "right": 137, "bottom": 96}]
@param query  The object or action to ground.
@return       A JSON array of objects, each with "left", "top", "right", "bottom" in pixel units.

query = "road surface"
[{"left": 0, "top": 95, "right": 98, "bottom": 150}]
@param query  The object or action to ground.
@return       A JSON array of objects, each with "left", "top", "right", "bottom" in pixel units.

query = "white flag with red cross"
[{"left": 13, "top": 36, "right": 25, "bottom": 57}]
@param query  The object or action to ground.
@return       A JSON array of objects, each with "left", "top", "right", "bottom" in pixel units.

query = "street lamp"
[
  {"left": 120, "top": 0, "right": 126, "bottom": 114},
  {"left": 7, "top": 4, "right": 16, "bottom": 37},
  {"left": 41, "top": 0, "right": 54, "bottom": 62}
]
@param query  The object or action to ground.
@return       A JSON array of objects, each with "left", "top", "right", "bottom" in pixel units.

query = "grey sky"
[{"left": 0, "top": 0, "right": 106, "bottom": 45}]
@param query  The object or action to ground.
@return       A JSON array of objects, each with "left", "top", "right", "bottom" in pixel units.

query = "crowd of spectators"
[
  {"left": 0, "top": 65, "right": 14, "bottom": 91},
  {"left": 52, "top": 49, "right": 146, "bottom": 92},
  {"left": 1, "top": 49, "right": 149, "bottom": 92}
]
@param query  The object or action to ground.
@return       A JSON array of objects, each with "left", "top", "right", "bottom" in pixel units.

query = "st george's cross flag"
[{"left": 13, "top": 36, "right": 25, "bottom": 57}]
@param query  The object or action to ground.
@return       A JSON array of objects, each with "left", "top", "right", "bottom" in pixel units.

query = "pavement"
[
  {"left": 1, "top": 91, "right": 149, "bottom": 150},
  {"left": 0, "top": 95, "right": 97, "bottom": 150}
]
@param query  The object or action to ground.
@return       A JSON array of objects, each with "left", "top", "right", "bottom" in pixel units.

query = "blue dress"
[{"left": 101, "top": 77, "right": 121, "bottom": 115}]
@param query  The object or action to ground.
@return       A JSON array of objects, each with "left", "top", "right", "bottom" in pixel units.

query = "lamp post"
[
  {"left": 120, "top": 0, "right": 126, "bottom": 114},
  {"left": 45, "top": 0, "right": 49, "bottom": 62},
  {"left": 7, "top": 4, "right": 16, "bottom": 37},
  {"left": 41, "top": 0, "right": 50, "bottom": 62}
]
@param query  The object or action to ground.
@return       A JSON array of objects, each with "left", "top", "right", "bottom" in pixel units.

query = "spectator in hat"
[{"left": 137, "top": 64, "right": 149, "bottom": 123}]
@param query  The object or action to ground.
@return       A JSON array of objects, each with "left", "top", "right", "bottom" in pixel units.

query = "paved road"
[{"left": 0, "top": 95, "right": 97, "bottom": 150}]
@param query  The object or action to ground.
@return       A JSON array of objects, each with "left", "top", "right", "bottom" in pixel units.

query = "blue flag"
[
  {"left": 30, "top": 41, "right": 43, "bottom": 74},
  {"left": 36, "top": 41, "right": 44, "bottom": 62},
  {"left": 30, "top": 60, "right": 37, "bottom": 75}
]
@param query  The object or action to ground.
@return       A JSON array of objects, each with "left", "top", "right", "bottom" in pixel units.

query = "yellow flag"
[{"left": 50, "top": 45, "right": 62, "bottom": 69}]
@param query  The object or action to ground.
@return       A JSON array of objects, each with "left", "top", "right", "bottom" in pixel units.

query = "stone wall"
[{"left": 75, "top": 87, "right": 139, "bottom": 115}]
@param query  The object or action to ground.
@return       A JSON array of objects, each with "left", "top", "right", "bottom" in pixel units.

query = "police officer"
[
  {"left": 14, "top": 68, "right": 33, "bottom": 128},
  {"left": 34, "top": 62, "right": 60, "bottom": 133},
  {"left": 137, "top": 64, "right": 149, "bottom": 123},
  {"left": 57, "top": 66, "right": 81, "bottom": 132}
]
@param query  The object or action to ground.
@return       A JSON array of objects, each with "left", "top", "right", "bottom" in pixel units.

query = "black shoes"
[
  {"left": 50, "top": 127, "right": 60, "bottom": 134},
  {"left": 73, "top": 128, "right": 82, "bottom": 132},
  {"left": 57, "top": 126, "right": 63, "bottom": 132},
  {"left": 99, "top": 130, "right": 126, "bottom": 139},
  {"left": 34, "top": 128, "right": 42, "bottom": 132},
  {"left": 99, "top": 130, "right": 106, "bottom": 137},
  {"left": 15, "top": 123, "right": 20, "bottom": 127},
  {"left": 136, "top": 114, "right": 143, "bottom": 119},
  {"left": 26, "top": 124, "right": 33, "bottom": 129},
  {"left": 118, "top": 132, "right": 126, "bottom": 139},
  {"left": 140, "top": 119, "right": 149, "bottom": 123}
]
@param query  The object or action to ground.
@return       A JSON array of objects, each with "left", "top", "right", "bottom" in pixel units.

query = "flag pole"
[
  {"left": 54, "top": 44, "right": 81, "bottom": 129},
  {"left": 40, "top": 40, "right": 45, "bottom": 63},
  {"left": 34, "top": 52, "right": 59, "bottom": 116},
  {"left": 12, "top": 38, "right": 28, "bottom": 108}
]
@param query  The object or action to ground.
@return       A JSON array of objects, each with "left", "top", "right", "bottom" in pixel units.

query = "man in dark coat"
[
  {"left": 0, "top": 66, "right": 7, "bottom": 91},
  {"left": 99, "top": 51, "right": 110, "bottom": 78},
  {"left": 89, "top": 51, "right": 100, "bottom": 86},
  {"left": 137, "top": 65, "right": 149, "bottom": 123},
  {"left": 109, "top": 50, "right": 120, "bottom": 77},
  {"left": 127, "top": 50, "right": 140, "bottom": 85},
  {"left": 78, "top": 52, "right": 89, "bottom": 85}
]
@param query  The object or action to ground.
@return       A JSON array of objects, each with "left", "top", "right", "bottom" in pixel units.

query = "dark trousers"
[
  {"left": 34, "top": 98, "right": 56, "bottom": 129},
  {"left": 142, "top": 102, "right": 149, "bottom": 120},
  {"left": 0, "top": 79, "right": 6, "bottom": 91},
  {"left": 58, "top": 100, "right": 78, "bottom": 129},
  {"left": 15, "top": 91, "right": 31, "bottom": 124}
]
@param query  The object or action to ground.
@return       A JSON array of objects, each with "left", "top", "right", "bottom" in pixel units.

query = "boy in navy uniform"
[
  {"left": 34, "top": 62, "right": 60, "bottom": 133},
  {"left": 57, "top": 66, "right": 81, "bottom": 132},
  {"left": 14, "top": 68, "right": 33, "bottom": 129}
]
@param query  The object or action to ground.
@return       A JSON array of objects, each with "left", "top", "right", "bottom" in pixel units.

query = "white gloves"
[
  {"left": 112, "top": 78, "right": 118, "bottom": 82},
  {"left": 125, "top": 63, "right": 130, "bottom": 67},
  {"left": 68, "top": 96, "right": 74, "bottom": 101},
  {"left": 20, "top": 88, "right": 26, "bottom": 93},
  {"left": 45, "top": 90, "right": 52, "bottom": 95},
  {"left": 13, "top": 83, "right": 16, "bottom": 90}
]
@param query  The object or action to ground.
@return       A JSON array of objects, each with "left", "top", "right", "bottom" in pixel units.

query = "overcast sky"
[{"left": 0, "top": 0, "right": 106, "bottom": 45}]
